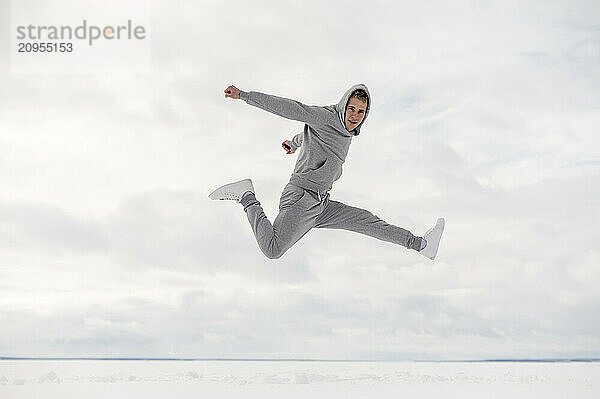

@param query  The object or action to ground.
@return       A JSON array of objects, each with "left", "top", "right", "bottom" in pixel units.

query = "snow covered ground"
[{"left": 1, "top": 360, "right": 598, "bottom": 398}]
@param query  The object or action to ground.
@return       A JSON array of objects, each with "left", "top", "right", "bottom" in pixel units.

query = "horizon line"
[{"left": 1, "top": 356, "right": 599, "bottom": 363}]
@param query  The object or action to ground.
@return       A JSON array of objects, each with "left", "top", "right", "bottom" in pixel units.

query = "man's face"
[{"left": 345, "top": 97, "right": 367, "bottom": 131}]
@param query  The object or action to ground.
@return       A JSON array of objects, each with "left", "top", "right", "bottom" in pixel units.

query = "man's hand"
[
  {"left": 224, "top": 85, "right": 241, "bottom": 99},
  {"left": 282, "top": 140, "right": 296, "bottom": 154}
]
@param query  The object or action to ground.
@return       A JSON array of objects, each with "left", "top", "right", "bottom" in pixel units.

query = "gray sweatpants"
[{"left": 240, "top": 182, "right": 421, "bottom": 259}]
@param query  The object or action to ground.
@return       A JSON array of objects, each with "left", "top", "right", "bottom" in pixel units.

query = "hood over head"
[{"left": 335, "top": 83, "right": 371, "bottom": 136}]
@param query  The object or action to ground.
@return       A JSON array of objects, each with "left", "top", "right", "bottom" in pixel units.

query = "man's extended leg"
[
  {"left": 240, "top": 183, "right": 322, "bottom": 259},
  {"left": 314, "top": 198, "right": 423, "bottom": 251}
]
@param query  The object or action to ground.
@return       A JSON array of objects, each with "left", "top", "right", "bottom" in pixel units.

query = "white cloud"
[{"left": 1, "top": 0, "right": 599, "bottom": 360}]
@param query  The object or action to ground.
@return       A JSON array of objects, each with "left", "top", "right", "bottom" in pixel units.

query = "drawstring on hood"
[{"left": 335, "top": 83, "right": 371, "bottom": 136}]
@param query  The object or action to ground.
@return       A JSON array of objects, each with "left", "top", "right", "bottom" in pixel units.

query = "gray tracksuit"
[{"left": 238, "top": 85, "right": 421, "bottom": 259}]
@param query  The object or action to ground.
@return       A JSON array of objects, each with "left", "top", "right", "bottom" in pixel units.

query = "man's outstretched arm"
[{"left": 224, "top": 85, "right": 332, "bottom": 126}]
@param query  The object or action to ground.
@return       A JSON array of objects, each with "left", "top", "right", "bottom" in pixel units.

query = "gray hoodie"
[{"left": 239, "top": 84, "right": 371, "bottom": 193}]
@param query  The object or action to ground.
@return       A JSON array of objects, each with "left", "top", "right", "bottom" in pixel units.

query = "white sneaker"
[
  {"left": 208, "top": 179, "right": 254, "bottom": 202},
  {"left": 419, "top": 218, "right": 445, "bottom": 260}
]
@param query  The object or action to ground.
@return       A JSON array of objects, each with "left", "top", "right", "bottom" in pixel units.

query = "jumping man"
[{"left": 209, "top": 84, "right": 445, "bottom": 260}]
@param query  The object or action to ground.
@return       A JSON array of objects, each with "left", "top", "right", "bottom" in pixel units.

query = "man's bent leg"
[
  {"left": 314, "top": 199, "right": 423, "bottom": 250},
  {"left": 240, "top": 184, "right": 320, "bottom": 259}
]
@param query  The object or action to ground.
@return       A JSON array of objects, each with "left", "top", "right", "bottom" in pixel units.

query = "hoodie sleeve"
[
  {"left": 240, "top": 90, "right": 332, "bottom": 126},
  {"left": 288, "top": 132, "right": 303, "bottom": 150}
]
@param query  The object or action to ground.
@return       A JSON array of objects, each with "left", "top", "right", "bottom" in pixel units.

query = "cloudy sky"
[{"left": 1, "top": 0, "right": 599, "bottom": 360}]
